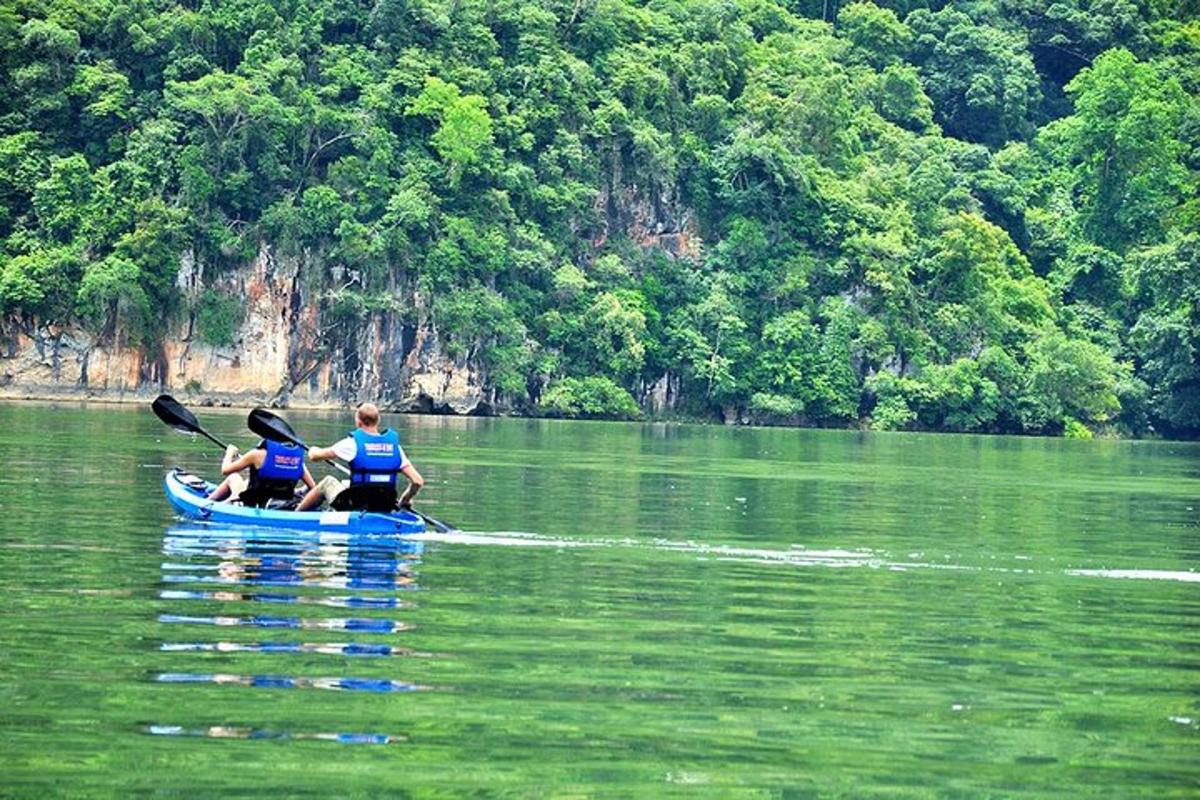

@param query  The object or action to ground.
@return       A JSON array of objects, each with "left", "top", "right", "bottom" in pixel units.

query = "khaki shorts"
[
  {"left": 225, "top": 473, "right": 249, "bottom": 501},
  {"left": 316, "top": 475, "right": 350, "bottom": 504}
]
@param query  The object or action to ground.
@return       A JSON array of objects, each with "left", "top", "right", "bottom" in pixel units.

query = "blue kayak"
[{"left": 163, "top": 469, "right": 425, "bottom": 536}]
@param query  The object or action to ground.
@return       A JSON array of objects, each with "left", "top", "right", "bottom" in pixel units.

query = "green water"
[{"left": 0, "top": 402, "right": 1197, "bottom": 797}]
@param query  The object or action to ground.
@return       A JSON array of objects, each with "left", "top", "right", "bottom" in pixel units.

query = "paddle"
[
  {"left": 248, "top": 407, "right": 456, "bottom": 533},
  {"left": 152, "top": 394, "right": 230, "bottom": 450},
  {"left": 247, "top": 407, "right": 350, "bottom": 476}
]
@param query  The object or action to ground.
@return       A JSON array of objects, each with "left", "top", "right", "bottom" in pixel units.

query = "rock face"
[
  {"left": 593, "top": 175, "right": 703, "bottom": 262},
  {"left": 0, "top": 243, "right": 489, "bottom": 412},
  {"left": 0, "top": 182, "right": 702, "bottom": 412}
]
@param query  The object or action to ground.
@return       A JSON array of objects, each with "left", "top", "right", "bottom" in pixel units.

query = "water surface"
[{"left": 0, "top": 402, "right": 1197, "bottom": 796}]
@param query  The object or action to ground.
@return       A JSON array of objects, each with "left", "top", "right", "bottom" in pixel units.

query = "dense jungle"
[{"left": 1, "top": 0, "right": 1197, "bottom": 435}]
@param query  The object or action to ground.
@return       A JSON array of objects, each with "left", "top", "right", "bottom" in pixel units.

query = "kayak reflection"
[
  {"left": 146, "top": 724, "right": 402, "bottom": 745},
  {"left": 151, "top": 524, "right": 434, "bottom": 736},
  {"left": 159, "top": 589, "right": 408, "bottom": 610},
  {"left": 161, "top": 526, "right": 422, "bottom": 592},
  {"left": 156, "top": 673, "right": 427, "bottom": 692},
  {"left": 160, "top": 641, "right": 430, "bottom": 657},
  {"left": 158, "top": 613, "right": 411, "bottom": 633}
]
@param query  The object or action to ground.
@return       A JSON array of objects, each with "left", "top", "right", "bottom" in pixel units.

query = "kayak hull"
[{"left": 163, "top": 469, "right": 425, "bottom": 536}]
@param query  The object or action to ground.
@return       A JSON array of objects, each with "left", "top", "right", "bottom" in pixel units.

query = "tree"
[
  {"left": 0, "top": 0, "right": 1192, "bottom": 435},
  {"left": 31, "top": 154, "right": 94, "bottom": 242},
  {"left": 1127, "top": 235, "right": 1200, "bottom": 435},
  {"left": 923, "top": 212, "right": 1053, "bottom": 356},
  {"left": 0, "top": 245, "right": 82, "bottom": 318},
  {"left": 838, "top": 2, "right": 911, "bottom": 69},
  {"left": 76, "top": 255, "right": 149, "bottom": 338},
  {"left": 1023, "top": 331, "right": 1127, "bottom": 432},
  {"left": 668, "top": 275, "right": 751, "bottom": 411},
  {"left": 408, "top": 76, "right": 494, "bottom": 185},
  {"left": 1059, "top": 49, "right": 1191, "bottom": 251},
  {"left": 539, "top": 376, "right": 640, "bottom": 419},
  {"left": 908, "top": 7, "right": 1043, "bottom": 147}
]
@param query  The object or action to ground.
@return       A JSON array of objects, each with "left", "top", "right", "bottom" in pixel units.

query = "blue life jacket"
[
  {"left": 256, "top": 439, "right": 305, "bottom": 481},
  {"left": 243, "top": 439, "right": 305, "bottom": 506},
  {"left": 348, "top": 428, "right": 402, "bottom": 486}
]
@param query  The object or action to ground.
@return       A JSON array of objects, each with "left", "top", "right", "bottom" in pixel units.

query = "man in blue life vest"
[
  {"left": 210, "top": 438, "right": 316, "bottom": 507},
  {"left": 295, "top": 402, "right": 424, "bottom": 512}
]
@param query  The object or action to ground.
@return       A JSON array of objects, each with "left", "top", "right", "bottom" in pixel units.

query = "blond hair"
[{"left": 355, "top": 402, "right": 380, "bottom": 427}]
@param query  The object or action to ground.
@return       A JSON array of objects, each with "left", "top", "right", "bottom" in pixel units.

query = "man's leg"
[
  {"left": 210, "top": 473, "right": 247, "bottom": 502},
  {"left": 297, "top": 475, "right": 346, "bottom": 511}
]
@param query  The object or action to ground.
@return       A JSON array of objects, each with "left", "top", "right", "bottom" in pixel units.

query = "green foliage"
[
  {"left": 194, "top": 289, "right": 244, "bottom": 347},
  {"left": 76, "top": 255, "right": 147, "bottom": 335},
  {"left": 0, "top": 0, "right": 1194, "bottom": 434},
  {"left": 908, "top": 6, "right": 1043, "bottom": 146},
  {"left": 1059, "top": 49, "right": 1191, "bottom": 251},
  {"left": 839, "top": 3, "right": 912, "bottom": 69},
  {"left": 668, "top": 276, "right": 751, "bottom": 407},
  {"left": 409, "top": 77, "right": 494, "bottom": 186},
  {"left": 32, "top": 154, "right": 92, "bottom": 240},
  {"left": 1024, "top": 332, "right": 1127, "bottom": 430},
  {"left": 0, "top": 244, "right": 81, "bottom": 316},
  {"left": 1062, "top": 417, "right": 1094, "bottom": 439},
  {"left": 871, "top": 394, "right": 917, "bottom": 431},
  {"left": 539, "top": 376, "right": 640, "bottom": 420},
  {"left": 1126, "top": 235, "right": 1200, "bottom": 435},
  {"left": 434, "top": 287, "right": 531, "bottom": 397}
]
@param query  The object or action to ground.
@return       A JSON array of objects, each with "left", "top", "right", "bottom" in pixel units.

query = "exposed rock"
[
  {"left": 643, "top": 371, "right": 681, "bottom": 415},
  {"left": 593, "top": 179, "right": 703, "bottom": 262},
  {"left": 0, "top": 243, "right": 490, "bottom": 414},
  {"left": 398, "top": 324, "right": 487, "bottom": 414}
]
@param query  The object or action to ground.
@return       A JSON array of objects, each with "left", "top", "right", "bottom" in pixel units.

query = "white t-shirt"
[{"left": 330, "top": 436, "right": 408, "bottom": 469}]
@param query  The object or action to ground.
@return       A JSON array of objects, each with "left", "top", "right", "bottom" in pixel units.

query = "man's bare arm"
[
  {"left": 308, "top": 446, "right": 337, "bottom": 462},
  {"left": 398, "top": 463, "right": 424, "bottom": 508},
  {"left": 221, "top": 450, "right": 260, "bottom": 476}
]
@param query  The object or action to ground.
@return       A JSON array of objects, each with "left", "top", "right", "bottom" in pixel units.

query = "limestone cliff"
[
  {"left": 0, "top": 181, "right": 700, "bottom": 413},
  {"left": 0, "top": 243, "right": 489, "bottom": 412}
]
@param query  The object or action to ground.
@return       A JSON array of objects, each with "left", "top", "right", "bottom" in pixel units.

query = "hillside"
[{"left": 1, "top": 0, "right": 1197, "bottom": 435}]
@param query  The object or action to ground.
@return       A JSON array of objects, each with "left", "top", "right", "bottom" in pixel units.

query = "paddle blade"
[
  {"left": 152, "top": 394, "right": 201, "bottom": 433},
  {"left": 415, "top": 511, "right": 455, "bottom": 533},
  {"left": 248, "top": 407, "right": 307, "bottom": 450}
]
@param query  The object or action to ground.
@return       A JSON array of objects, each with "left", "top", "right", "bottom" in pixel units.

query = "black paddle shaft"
[
  {"left": 247, "top": 408, "right": 351, "bottom": 476},
  {"left": 151, "top": 394, "right": 229, "bottom": 450}
]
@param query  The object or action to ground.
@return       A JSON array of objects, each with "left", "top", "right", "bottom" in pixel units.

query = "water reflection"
[
  {"left": 160, "top": 641, "right": 428, "bottom": 657},
  {"left": 146, "top": 725, "right": 402, "bottom": 744},
  {"left": 156, "top": 673, "right": 427, "bottom": 692},
  {"left": 161, "top": 528, "right": 420, "bottom": 591},
  {"left": 152, "top": 524, "right": 431, "bottom": 739},
  {"left": 159, "top": 613, "right": 410, "bottom": 632},
  {"left": 159, "top": 589, "right": 408, "bottom": 609}
]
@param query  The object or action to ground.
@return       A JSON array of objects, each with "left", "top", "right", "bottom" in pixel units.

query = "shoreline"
[
  {"left": 0, "top": 386, "right": 360, "bottom": 413},
  {"left": 3, "top": 386, "right": 1193, "bottom": 443}
]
